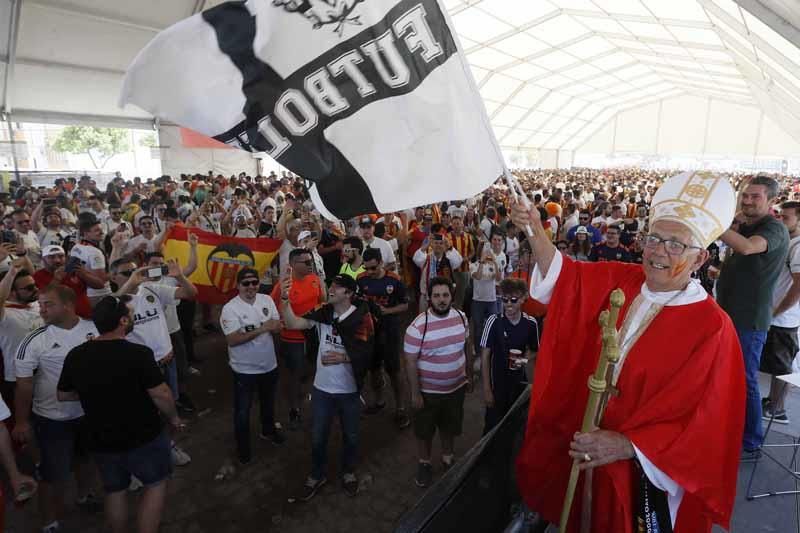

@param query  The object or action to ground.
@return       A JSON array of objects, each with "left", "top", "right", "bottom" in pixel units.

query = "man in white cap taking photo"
[{"left": 510, "top": 171, "right": 745, "bottom": 533}]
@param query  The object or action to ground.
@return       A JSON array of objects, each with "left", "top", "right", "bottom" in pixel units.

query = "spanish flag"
[{"left": 162, "top": 226, "right": 281, "bottom": 304}]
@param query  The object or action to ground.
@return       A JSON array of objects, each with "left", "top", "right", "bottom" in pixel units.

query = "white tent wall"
[
  {"left": 575, "top": 94, "right": 800, "bottom": 164},
  {"left": 157, "top": 125, "right": 258, "bottom": 178}
]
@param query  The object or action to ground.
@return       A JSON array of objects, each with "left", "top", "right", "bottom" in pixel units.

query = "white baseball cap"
[{"left": 42, "top": 245, "right": 65, "bottom": 257}]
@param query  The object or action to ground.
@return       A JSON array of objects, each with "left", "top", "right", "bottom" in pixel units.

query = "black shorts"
[
  {"left": 760, "top": 325, "right": 798, "bottom": 376},
  {"left": 371, "top": 323, "right": 400, "bottom": 374},
  {"left": 93, "top": 431, "right": 172, "bottom": 493},
  {"left": 413, "top": 387, "right": 466, "bottom": 441}
]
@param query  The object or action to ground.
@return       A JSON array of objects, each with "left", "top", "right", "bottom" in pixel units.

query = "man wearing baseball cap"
[
  {"left": 34, "top": 245, "right": 97, "bottom": 319},
  {"left": 280, "top": 273, "right": 374, "bottom": 501},
  {"left": 359, "top": 217, "right": 395, "bottom": 272}
]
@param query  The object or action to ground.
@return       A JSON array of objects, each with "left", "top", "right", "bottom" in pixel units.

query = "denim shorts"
[
  {"left": 92, "top": 431, "right": 173, "bottom": 493},
  {"left": 32, "top": 415, "right": 90, "bottom": 483}
]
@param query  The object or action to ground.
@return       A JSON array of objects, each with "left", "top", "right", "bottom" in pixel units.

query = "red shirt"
[
  {"left": 33, "top": 269, "right": 92, "bottom": 319},
  {"left": 271, "top": 274, "right": 325, "bottom": 343}
]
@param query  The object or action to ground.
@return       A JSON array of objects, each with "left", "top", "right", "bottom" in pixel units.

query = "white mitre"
[{"left": 650, "top": 171, "right": 736, "bottom": 248}]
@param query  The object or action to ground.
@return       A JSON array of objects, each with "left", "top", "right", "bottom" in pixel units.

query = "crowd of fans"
[{"left": 0, "top": 166, "right": 797, "bottom": 532}]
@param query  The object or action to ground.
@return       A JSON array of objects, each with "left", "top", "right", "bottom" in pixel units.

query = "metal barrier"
[{"left": 395, "top": 387, "right": 531, "bottom": 533}]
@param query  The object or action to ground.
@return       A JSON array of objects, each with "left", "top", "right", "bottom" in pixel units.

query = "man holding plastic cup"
[{"left": 479, "top": 278, "right": 540, "bottom": 434}]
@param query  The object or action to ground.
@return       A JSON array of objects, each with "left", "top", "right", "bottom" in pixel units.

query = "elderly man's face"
[{"left": 642, "top": 220, "right": 707, "bottom": 293}]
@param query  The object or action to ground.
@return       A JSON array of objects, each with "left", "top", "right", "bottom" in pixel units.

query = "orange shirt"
[{"left": 271, "top": 274, "right": 325, "bottom": 343}]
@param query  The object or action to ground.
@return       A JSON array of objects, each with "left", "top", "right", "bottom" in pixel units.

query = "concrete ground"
[{"left": 5, "top": 329, "right": 799, "bottom": 532}]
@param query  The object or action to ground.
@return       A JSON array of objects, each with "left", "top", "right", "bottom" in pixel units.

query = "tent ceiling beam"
[
  {"left": 10, "top": 108, "right": 166, "bottom": 129},
  {"left": 462, "top": 10, "right": 563, "bottom": 55},
  {"left": 558, "top": 106, "right": 612, "bottom": 150},
  {"left": 2, "top": 0, "right": 22, "bottom": 114},
  {"left": 595, "top": 32, "right": 727, "bottom": 52},
  {"left": 447, "top": 0, "right": 488, "bottom": 16},
  {"left": 539, "top": 101, "right": 591, "bottom": 149},
  {"left": 616, "top": 47, "right": 735, "bottom": 66},
  {"left": 26, "top": 0, "right": 162, "bottom": 33},
  {"left": 636, "top": 60, "right": 746, "bottom": 79},
  {"left": 490, "top": 32, "right": 596, "bottom": 74},
  {"left": 522, "top": 49, "right": 620, "bottom": 83},
  {"left": 498, "top": 90, "right": 552, "bottom": 144},
  {"left": 734, "top": 0, "right": 800, "bottom": 49},
  {"left": 562, "top": 9, "right": 714, "bottom": 30},
  {"left": 0, "top": 54, "right": 127, "bottom": 76}
]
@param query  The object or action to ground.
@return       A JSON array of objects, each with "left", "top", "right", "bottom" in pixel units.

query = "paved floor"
[{"left": 5, "top": 329, "right": 800, "bottom": 532}]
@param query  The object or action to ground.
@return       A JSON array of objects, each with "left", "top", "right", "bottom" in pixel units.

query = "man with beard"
[
  {"left": 404, "top": 277, "right": 471, "bottom": 488},
  {"left": 58, "top": 295, "right": 183, "bottom": 533},
  {"left": 0, "top": 258, "right": 41, "bottom": 406},
  {"left": 338, "top": 237, "right": 365, "bottom": 280}
]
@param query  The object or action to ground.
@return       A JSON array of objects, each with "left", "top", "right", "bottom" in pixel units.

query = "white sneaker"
[
  {"left": 128, "top": 476, "right": 143, "bottom": 492},
  {"left": 171, "top": 443, "right": 192, "bottom": 466}
]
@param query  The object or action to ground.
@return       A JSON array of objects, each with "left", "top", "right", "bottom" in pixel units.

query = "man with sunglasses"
[
  {"left": 479, "top": 278, "right": 539, "bottom": 434},
  {"left": 221, "top": 268, "right": 285, "bottom": 465},
  {"left": 511, "top": 172, "right": 745, "bottom": 533},
  {"left": 270, "top": 248, "right": 326, "bottom": 430},
  {"left": 0, "top": 258, "right": 41, "bottom": 407},
  {"left": 358, "top": 248, "right": 410, "bottom": 428},
  {"left": 565, "top": 210, "right": 602, "bottom": 244}
]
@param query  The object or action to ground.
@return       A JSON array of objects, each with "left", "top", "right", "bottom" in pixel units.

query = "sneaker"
[
  {"left": 42, "top": 522, "right": 61, "bottom": 533},
  {"left": 176, "top": 393, "right": 196, "bottom": 413},
  {"left": 415, "top": 461, "right": 433, "bottom": 488},
  {"left": 188, "top": 366, "right": 201, "bottom": 376},
  {"left": 741, "top": 448, "right": 762, "bottom": 462},
  {"left": 128, "top": 476, "right": 143, "bottom": 492},
  {"left": 364, "top": 402, "right": 386, "bottom": 415},
  {"left": 260, "top": 427, "right": 286, "bottom": 446},
  {"left": 442, "top": 456, "right": 454, "bottom": 472},
  {"left": 288, "top": 409, "right": 302, "bottom": 431},
  {"left": 171, "top": 443, "right": 192, "bottom": 466},
  {"left": 76, "top": 492, "right": 103, "bottom": 513},
  {"left": 342, "top": 472, "right": 358, "bottom": 497},
  {"left": 288, "top": 476, "right": 327, "bottom": 503},
  {"left": 772, "top": 410, "right": 790, "bottom": 425},
  {"left": 394, "top": 409, "right": 411, "bottom": 429}
]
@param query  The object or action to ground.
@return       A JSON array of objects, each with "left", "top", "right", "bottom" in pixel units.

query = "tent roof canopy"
[{"left": 2, "top": 0, "right": 799, "bottom": 153}]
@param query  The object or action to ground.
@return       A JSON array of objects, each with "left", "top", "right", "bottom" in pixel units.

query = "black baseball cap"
[
  {"left": 331, "top": 274, "right": 358, "bottom": 293},
  {"left": 236, "top": 267, "right": 259, "bottom": 284}
]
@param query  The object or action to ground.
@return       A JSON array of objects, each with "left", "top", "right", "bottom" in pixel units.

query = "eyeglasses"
[
  {"left": 643, "top": 234, "right": 702, "bottom": 256},
  {"left": 501, "top": 296, "right": 521, "bottom": 304},
  {"left": 118, "top": 269, "right": 135, "bottom": 277},
  {"left": 239, "top": 279, "right": 259, "bottom": 287}
]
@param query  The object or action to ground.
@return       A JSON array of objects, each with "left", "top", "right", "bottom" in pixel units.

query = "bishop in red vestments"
[{"left": 511, "top": 172, "right": 745, "bottom": 533}]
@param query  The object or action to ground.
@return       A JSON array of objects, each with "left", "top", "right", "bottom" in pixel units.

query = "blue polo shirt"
[{"left": 479, "top": 313, "right": 539, "bottom": 394}]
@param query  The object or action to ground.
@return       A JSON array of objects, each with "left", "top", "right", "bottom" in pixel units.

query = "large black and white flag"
[{"left": 120, "top": 0, "right": 505, "bottom": 219}]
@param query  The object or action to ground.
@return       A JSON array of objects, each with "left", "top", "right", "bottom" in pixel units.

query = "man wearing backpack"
[{"left": 403, "top": 277, "right": 471, "bottom": 488}]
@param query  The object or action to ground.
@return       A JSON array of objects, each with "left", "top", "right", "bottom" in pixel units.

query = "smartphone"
[
  {"left": 0, "top": 229, "right": 16, "bottom": 243},
  {"left": 147, "top": 265, "right": 169, "bottom": 279},
  {"left": 309, "top": 231, "right": 318, "bottom": 239},
  {"left": 64, "top": 256, "right": 82, "bottom": 274},
  {"left": 42, "top": 197, "right": 57, "bottom": 208}
]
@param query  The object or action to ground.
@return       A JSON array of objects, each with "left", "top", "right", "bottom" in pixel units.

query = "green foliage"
[{"left": 52, "top": 126, "right": 130, "bottom": 169}]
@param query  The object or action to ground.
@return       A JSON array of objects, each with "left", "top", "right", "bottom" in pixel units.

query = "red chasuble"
[{"left": 516, "top": 257, "right": 745, "bottom": 533}]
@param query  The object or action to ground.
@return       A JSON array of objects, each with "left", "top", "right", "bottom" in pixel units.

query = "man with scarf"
[
  {"left": 511, "top": 172, "right": 745, "bottom": 533},
  {"left": 412, "top": 224, "right": 462, "bottom": 313}
]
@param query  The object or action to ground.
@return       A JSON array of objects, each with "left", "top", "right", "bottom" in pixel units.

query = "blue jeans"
[
  {"left": 161, "top": 358, "right": 178, "bottom": 400},
  {"left": 311, "top": 387, "right": 360, "bottom": 480},
  {"left": 738, "top": 328, "right": 768, "bottom": 451},
  {"left": 233, "top": 369, "right": 279, "bottom": 462},
  {"left": 471, "top": 300, "right": 500, "bottom": 350}
]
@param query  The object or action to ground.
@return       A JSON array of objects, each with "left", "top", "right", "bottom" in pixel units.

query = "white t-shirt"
[
  {"left": 505, "top": 237, "right": 520, "bottom": 272},
  {"left": 59, "top": 208, "right": 77, "bottom": 226},
  {"left": 220, "top": 294, "right": 279, "bottom": 374},
  {"left": 124, "top": 233, "right": 162, "bottom": 256},
  {"left": 15, "top": 319, "right": 98, "bottom": 420},
  {"left": 19, "top": 230, "right": 42, "bottom": 264},
  {"left": 0, "top": 303, "right": 44, "bottom": 382},
  {"left": 313, "top": 306, "right": 357, "bottom": 394},
  {"left": 231, "top": 227, "right": 258, "bottom": 238},
  {"left": 470, "top": 261, "right": 498, "bottom": 302},
  {"left": 70, "top": 243, "right": 111, "bottom": 297},
  {"left": 480, "top": 218, "right": 494, "bottom": 240},
  {"left": 37, "top": 228, "right": 69, "bottom": 248},
  {"left": 142, "top": 277, "right": 180, "bottom": 333},
  {"left": 363, "top": 236, "right": 394, "bottom": 266},
  {"left": 126, "top": 284, "right": 178, "bottom": 361},
  {"left": 771, "top": 235, "right": 800, "bottom": 328},
  {"left": 0, "top": 395, "right": 10, "bottom": 422},
  {"left": 197, "top": 213, "right": 223, "bottom": 234}
]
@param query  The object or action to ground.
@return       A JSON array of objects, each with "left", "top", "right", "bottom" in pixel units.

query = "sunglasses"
[
  {"left": 118, "top": 269, "right": 135, "bottom": 277},
  {"left": 239, "top": 279, "right": 259, "bottom": 287},
  {"left": 501, "top": 296, "right": 521, "bottom": 304}
]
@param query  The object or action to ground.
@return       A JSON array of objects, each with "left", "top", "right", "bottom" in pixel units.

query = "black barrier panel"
[{"left": 395, "top": 386, "right": 531, "bottom": 533}]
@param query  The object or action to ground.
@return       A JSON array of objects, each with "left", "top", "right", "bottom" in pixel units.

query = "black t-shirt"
[
  {"left": 589, "top": 244, "right": 632, "bottom": 263},
  {"left": 258, "top": 221, "right": 277, "bottom": 238},
  {"left": 319, "top": 229, "right": 343, "bottom": 280},
  {"left": 58, "top": 339, "right": 165, "bottom": 453},
  {"left": 356, "top": 271, "right": 408, "bottom": 328}
]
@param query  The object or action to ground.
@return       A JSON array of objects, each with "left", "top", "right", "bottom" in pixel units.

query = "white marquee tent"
[{"left": 2, "top": 0, "right": 800, "bottom": 172}]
